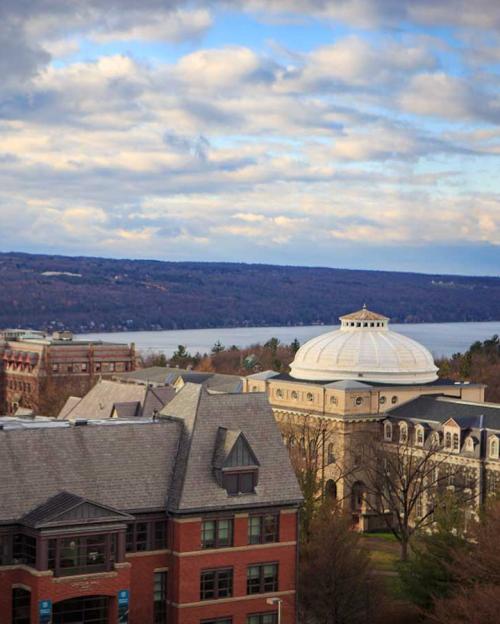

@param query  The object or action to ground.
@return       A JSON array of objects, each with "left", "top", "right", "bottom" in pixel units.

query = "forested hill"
[{"left": 0, "top": 252, "right": 499, "bottom": 333}]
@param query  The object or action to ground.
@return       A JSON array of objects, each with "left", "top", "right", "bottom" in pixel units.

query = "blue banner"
[
  {"left": 39, "top": 599, "right": 52, "bottom": 624},
  {"left": 118, "top": 589, "right": 129, "bottom": 623}
]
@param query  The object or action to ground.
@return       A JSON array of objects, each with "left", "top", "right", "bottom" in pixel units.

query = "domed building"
[
  {"left": 290, "top": 306, "right": 438, "bottom": 385},
  {"left": 243, "top": 306, "right": 490, "bottom": 530}
]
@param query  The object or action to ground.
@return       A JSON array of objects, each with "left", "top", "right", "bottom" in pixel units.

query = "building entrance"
[{"left": 53, "top": 596, "right": 109, "bottom": 624}]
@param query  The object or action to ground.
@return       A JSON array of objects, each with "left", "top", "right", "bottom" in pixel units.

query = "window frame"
[
  {"left": 246, "top": 562, "right": 279, "bottom": 595},
  {"left": 248, "top": 513, "right": 279, "bottom": 545},
  {"left": 154, "top": 570, "right": 167, "bottom": 624},
  {"left": 222, "top": 470, "right": 257, "bottom": 495},
  {"left": 126, "top": 518, "right": 167, "bottom": 553},
  {"left": 247, "top": 613, "right": 278, "bottom": 624},
  {"left": 201, "top": 517, "right": 234, "bottom": 549},
  {"left": 200, "top": 567, "right": 234, "bottom": 600}
]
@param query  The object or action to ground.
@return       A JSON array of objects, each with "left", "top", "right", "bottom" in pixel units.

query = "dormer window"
[
  {"left": 399, "top": 422, "right": 408, "bottom": 444},
  {"left": 384, "top": 421, "right": 393, "bottom": 441},
  {"left": 465, "top": 437, "right": 474, "bottom": 452},
  {"left": 415, "top": 426, "right": 424, "bottom": 447},
  {"left": 214, "top": 429, "right": 260, "bottom": 496}
]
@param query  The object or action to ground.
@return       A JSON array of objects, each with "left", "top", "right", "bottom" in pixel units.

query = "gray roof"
[
  {"left": 162, "top": 384, "right": 303, "bottom": 513},
  {"left": 116, "top": 367, "right": 243, "bottom": 393},
  {"left": 389, "top": 396, "right": 500, "bottom": 431},
  {"left": 0, "top": 384, "right": 302, "bottom": 523},
  {"left": 0, "top": 420, "right": 181, "bottom": 523}
]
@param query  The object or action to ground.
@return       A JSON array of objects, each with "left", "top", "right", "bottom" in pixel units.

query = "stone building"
[
  {"left": 242, "top": 306, "right": 494, "bottom": 527},
  {"left": 0, "top": 384, "right": 302, "bottom": 624},
  {"left": 0, "top": 329, "right": 136, "bottom": 416}
]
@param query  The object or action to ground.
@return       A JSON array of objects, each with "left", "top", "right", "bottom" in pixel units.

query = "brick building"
[
  {"left": 0, "top": 330, "right": 136, "bottom": 416},
  {"left": 0, "top": 384, "right": 302, "bottom": 624}
]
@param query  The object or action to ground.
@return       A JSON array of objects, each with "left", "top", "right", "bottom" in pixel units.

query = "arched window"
[
  {"left": 327, "top": 443, "right": 335, "bottom": 464},
  {"left": 384, "top": 422, "right": 393, "bottom": 441},
  {"left": 351, "top": 481, "right": 366, "bottom": 512},
  {"left": 325, "top": 480, "right": 337, "bottom": 499},
  {"left": 416, "top": 427, "right": 424, "bottom": 446},
  {"left": 490, "top": 438, "right": 498, "bottom": 459},
  {"left": 399, "top": 422, "right": 408, "bottom": 444}
]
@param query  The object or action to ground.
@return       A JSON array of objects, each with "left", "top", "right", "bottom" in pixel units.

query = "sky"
[{"left": 1, "top": 1, "right": 499, "bottom": 276}]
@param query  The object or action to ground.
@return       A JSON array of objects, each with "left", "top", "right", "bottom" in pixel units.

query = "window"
[
  {"left": 203, "top": 619, "right": 232, "bottom": 624},
  {"left": 0, "top": 533, "right": 11, "bottom": 565},
  {"left": 56, "top": 535, "right": 109, "bottom": 576},
  {"left": 391, "top": 396, "right": 398, "bottom": 404},
  {"left": 445, "top": 432, "right": 452, "bottom": 449},
  {"left": 330, "top": 395, "right": 337, "bottom": 405},
  {"left": 154, "top": 571, "right": 167, "bottom": 624},
  {"left": 248, "top": 514, "right": 279, "bottom": 544},
  {"left": 52, "top": 363, "right": 59, "bottom": 373},
  {"left": 82, "top": 362, "right": 88, "bottom": 372},
  {"left": 399, "top": 423, "right": 408, "bottom": 444},
  {"left": 202, "top": 518, "right": 233, "bottom": 548},
  {"left": 291, "top": 391, "right": 298, "bottom": 400},
  {"left": 416, "top": 427, "right": 424, "bottom": 446},
  {"left": 327, "top": 443, "right": 335, "bottom": 464},
  {"left": 466, "top": 437, "right": 474, "bottom": 452},
  {"left": 247, "top": 563, "right": 278, "bottom": 594},
  {"left": 223, "top": 471, "right": 256, "bottom": 495},
  {"left": 453, "top": 433, "right": 460, "bottom": 451},
  {"left": 490, "top": 438, "right": 498, "bottom": 459},
  {"left": 355, "top": 397, "right": 363, "bottom": 406},
  {"left": 384, "top": 422, "right": 393, "bottom": 441},
  {"left": 247, "top": 614, "right": 278, "bottom": 624},
  {"left": 12, "top": 588, "right": 31, "bottom": 624},
  {"left": 13, "top": 533, "right": 36, "bottom": 566},
  {"left": 306, "top": 392, "right": 313, "bottom": 402},
  {"left": 200, "top": 568, "right": 233, "bottom": 600},
  {"left": 379, "top": 396, "right": 386, "bottom": 405},
  {"left": 126, "top": 519, "right": 166, "bottom": 552},
  {"left": 276, "top": 389, "right": 283, "bottom": 398}
]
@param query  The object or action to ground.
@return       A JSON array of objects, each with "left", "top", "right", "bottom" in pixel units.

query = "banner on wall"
[
  {"left": 39, "top": 599, "right": 52, "bottom": 624},
  {"left": 118, "top": 589, "right": 130, "bottom": 624}
]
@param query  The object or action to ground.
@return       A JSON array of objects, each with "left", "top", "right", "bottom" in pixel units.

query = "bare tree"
[
  {"left": 351, "top": 425, "right": 476, "bottom": 560},
  {"left": 300, "top": 501, "right": 377, "bottom": 624}
]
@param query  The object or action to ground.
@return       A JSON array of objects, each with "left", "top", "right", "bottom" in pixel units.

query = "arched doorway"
[
  {"left": 53, "top": 596, "right": 109, "bottom": 624},
  {"left": 325, "top": 479, "right": 337, "bottom": 499},
  {"left": 350, "top": 481, "right": 366, "bottom": 512}
]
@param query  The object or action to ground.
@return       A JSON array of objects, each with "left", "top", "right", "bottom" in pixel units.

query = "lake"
[{"left": 78, "top": 321, "right": 500, "bottom": 359}]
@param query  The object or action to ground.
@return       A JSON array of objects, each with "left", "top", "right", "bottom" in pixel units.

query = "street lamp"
[{"left": 266, "top": 597, "right": 282, "bottom": 624}]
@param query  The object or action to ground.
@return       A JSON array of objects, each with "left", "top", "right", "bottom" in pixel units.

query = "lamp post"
[{"left": 266, "top": 597, "right": 282, "bottom": 624}]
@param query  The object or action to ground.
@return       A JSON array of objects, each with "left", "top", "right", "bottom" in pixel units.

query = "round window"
[
  {"left": 391, "top": 395, "right": 398, "bottom": 404},
  {"left": 330, "top": 395, "right": 338, "bottom": 405},
  {"left": 355, "top": 397, "right": 363, "bottom": 406},
  {"left": 379, "top": 396, "right": 386, "bottom": 404},
  {"left": 306, "top": 392, "right": 313, "bottom": 402},
  {"left": 291, "top": 391, "right": 298, "bottom": 400},
  {"left": 276, "top": 389, "right": 283, "bottom": 398}
]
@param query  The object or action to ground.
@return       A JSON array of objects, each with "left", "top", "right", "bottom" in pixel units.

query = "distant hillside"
[{"left": 0, "top": 252, "right": 499, "bottom": 333}]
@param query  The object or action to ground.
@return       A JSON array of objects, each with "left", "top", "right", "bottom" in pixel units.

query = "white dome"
[{"left": 290, "top": 307, "right": 438, "bottom": 385}]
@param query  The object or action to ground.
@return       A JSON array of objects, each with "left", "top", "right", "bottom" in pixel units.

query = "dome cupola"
[{"left": 289, "top": 306, "right": 438, "bottom": 385}]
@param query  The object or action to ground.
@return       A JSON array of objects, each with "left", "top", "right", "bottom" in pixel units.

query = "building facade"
[
  {"left": 242, "top": 307, "right": 491, "bottom": 526},
  {"left": 0, "top": 330, "right": 136, "bottom": 416},
  {"left": 0, "top": 384, "right": 302, "bottom": 624}
]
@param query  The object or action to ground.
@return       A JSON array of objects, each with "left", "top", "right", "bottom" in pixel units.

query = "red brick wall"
[{"left": 0, "top": 509, "right": 298, "bottom": 624}]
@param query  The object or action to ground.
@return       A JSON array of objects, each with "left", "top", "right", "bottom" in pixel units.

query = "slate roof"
[
  {"left": 162, "top": 384, "right": 303, "bottom": 513},
  {"left": 0, "top": 420, "right": 181, "bottom": 523},
  {"left": 58, "top": 380, "right": 176, "bottom": 420},
  {"left": 0, "top": 384, "right": 301, "bottom": 524},
  {"left": 116, "top": 367, "right": 243, "bottom": 393},
  {"left": 388, "top": 395, "right": 500, "bottom": 431},
  {"left": 340, "top": 306, "right": 389, "bottom": 321}
]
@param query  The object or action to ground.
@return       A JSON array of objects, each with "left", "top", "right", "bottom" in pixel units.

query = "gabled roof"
[
  {"left": 21, "top": 491, "right": 133, "bottom": 528},
  {"left": 162, "top": 384, "right": 302, "bottom": 513},
  {"left": 58, "top": 380, "right": 147, "bottom": 420},
  {"left": 212, "top": 428, "right": 260, "bottom": 470},
  {"left": 113, "top": 402, "right": 141, "bottom": 418}
]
